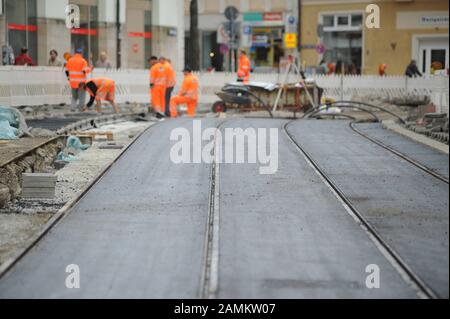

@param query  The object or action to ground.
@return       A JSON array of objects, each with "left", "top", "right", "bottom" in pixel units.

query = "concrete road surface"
[{"left": 0, "top": 118, "right": 447, "bottom": 299}]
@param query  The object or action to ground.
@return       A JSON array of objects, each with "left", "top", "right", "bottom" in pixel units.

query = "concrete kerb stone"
[
  {"left": 383, "top": 120, "right": 449, "bottom": 155},
  {"left": 55, "top": 112, "right": 141, "bottom": 135}
]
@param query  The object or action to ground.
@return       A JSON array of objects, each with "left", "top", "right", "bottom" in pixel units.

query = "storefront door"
[{"left": 418, "top": 37, "right": 449, "bottom": 75}]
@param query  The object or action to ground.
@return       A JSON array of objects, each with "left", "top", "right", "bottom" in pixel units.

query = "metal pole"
[
  {"left": 340, "top": 63, "right": 344, "bottom": 101},
  {"left": 231, "top": 17, "right": 235, "bottom": 72},
  {"left": 297, "top": 0, "right": 302, "bottom": 56},
  {"left": 116, "top": 0, "right": 121, "bottom": 69}
]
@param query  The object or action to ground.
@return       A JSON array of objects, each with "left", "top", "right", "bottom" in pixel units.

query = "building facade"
[
  {"left": 0, "top": 0, "right": 185, "bottom": 70},
  {"left": 301, "top": 0, "right": 449, "bottom": 75},
  {"left": 184, "top": 0, "right": 448, "bottom": 75},
  {"left": 185, "top": 0, "right": 299, "bottom": 72}
]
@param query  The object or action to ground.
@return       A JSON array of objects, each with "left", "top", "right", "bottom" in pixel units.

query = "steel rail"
[
  {"left": 200, "top": 119, "right": 229, "bottom": 299},
  {"left": 283, "top": 120, "right": 439, "bottom": 299},
  {"left": 349, "top": 122, "right": 449, "bottom": 184}
]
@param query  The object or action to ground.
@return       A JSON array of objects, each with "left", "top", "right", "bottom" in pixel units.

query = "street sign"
[
  {"left": 287, "top": 15, "right": 296, "bottom": 25},
  {"left": 284, "top": 33, "right": 297, "bottom": 49},
  {"left": 241, "top": 24, "right": 252, "bottom": 48},
  {"left": 220, "top": 44, "right": 230, "bottom": 54},
  {"left": 224, "top": 6, "right": 239, "bottom": 21},
  {"left": 217, "top": 23, "right": 231, "bottom": 44},
  {"left": 217, "top": 22, "right": 241, "bottom": 46},
  {"left": 316, "top": 43, "right": 326, "bottom": 54}
]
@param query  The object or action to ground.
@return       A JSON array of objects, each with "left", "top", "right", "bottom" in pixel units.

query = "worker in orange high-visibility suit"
[
  {"left": 149, "top": 56, "right": 168, "bottom": 116},
  {"left": 237, "top": 50, "right": 251, "bottom": 83},
  {"left": 79, "top": 77, "right": 120, "bottom": 114},
  {"left": 65, "top": 48, "right": 91, "bottom": 112},
  {"left": 164, "top": 58, "right": 177, "bottom": 117},
  {"left": 378, "top": 64, "right": 388, "bottom": 76},
  {"left": 170, "top": 67, "right": 199, "bottom": 118}
]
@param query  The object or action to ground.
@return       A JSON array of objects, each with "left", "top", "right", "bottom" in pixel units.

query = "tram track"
[
  {"left": 349, "top": 122, "right": 449, "bottom": 184},
  {"left": 283, "top": 120, "right": 439, "bottom": 299}
]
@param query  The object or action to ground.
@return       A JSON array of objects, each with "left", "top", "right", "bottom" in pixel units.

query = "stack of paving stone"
[
  {"left": 405, "top": 113, "right": 449, "bottom": 145},
  {"left": 21, "top": 173, "right": 57, "bottom": 199}
]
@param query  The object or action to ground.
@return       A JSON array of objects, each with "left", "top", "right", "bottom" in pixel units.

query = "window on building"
[
  {"left": 337, "top": 16, "right": 349, "bottom": 27},
  {"left": 70, "top": 4, "right": 99, "bottom": 65},
  {"left": 323, "top": 15, "right": 334, "bottom": 28},
  {"left": 320, "top": 13, "right": 364, "bottom": 74},
  {"left": 5, "top": 0, "right": 38, "bottom": 64}
]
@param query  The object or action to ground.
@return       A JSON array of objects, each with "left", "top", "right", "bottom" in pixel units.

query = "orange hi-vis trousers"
[
  {"left": 151, "top": 85, "right": 166, "bottom": 113},
  {"left": 170, "top": 95, "right": 198, "bottom": 117}
]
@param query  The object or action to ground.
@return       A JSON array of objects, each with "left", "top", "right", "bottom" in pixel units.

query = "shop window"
[
  {"left": 322, "top": 13, "right": 363, "bottom": 31},
  {"left": 4, "top": 0, "right": 38, "bottom": 64},
  {"left": 320, "top": 13, "right": 364, "bottom": 74},
  {"left": 351, "top": 15, "right": 363, "bottom": 27}
]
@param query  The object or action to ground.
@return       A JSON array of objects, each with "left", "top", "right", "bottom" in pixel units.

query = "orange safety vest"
[
  {"left": 165, "top": 62, "right": 177, "bottom": 88},
  {"left": 238, "top": 55, "right": 251, "bottom": 80},
  {"left": 150, "top": 62, "right": 168, "bottom": 87},
  {"left": 180, "top": 73, "right": 199, "bottom": 100},
  {"left": 65, "top": 54, "right": 90, "bottom": 89},
  {"left": 86, "top": 77, "right": 115, "bottom": 100}
]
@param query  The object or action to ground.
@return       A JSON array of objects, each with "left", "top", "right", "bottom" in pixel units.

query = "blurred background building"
[
  {"left": 1, "top": 0, "right": 448, "bottom": 75},
  {"left": 186, "top": 0, "right": 448, "bottom": 75},
  {"left": 0, "top": 0, "right": 185, "bottom": 70},
  {"left": 301, "top": 0, "right": 449, "bottom": 75}
]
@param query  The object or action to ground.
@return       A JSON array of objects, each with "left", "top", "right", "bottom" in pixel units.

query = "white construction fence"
[{"left": 0, "top": 66, "right": 448, "bottom": 115}]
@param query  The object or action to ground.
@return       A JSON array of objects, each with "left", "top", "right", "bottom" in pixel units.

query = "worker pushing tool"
[
  {"left": 149, "top": 56, "right": 169, "bottom": 117},
  {"left": 65, "top": 48, "right": 91, "bottom": 112},
  {"left": 79, "top": 77, "right": 120, "bottom": 114},
  {"left": 170, "top": 67, "right": 199, "bottom": 118},
  {"left": 237, "top": 49, "right": 251, "bottom": 84}
]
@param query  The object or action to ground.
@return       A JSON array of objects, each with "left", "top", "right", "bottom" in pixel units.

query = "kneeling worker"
[
  {"left": 170, "top": 67, "right": 199, "bottom": 118},
  {"left": 79, "top": 77, "right": 120, "bottom": 113}
]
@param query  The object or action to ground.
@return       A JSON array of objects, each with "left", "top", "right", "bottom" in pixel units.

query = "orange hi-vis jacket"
[
  {"left": 170, "top": 73, "right": 199, "bottom": 117},
  {"left": 150, "top": 62, "right": 169, "bottom": 87},
  {"left": 66, "top": 54, "right": 90, "bottom": 89},
  {"left": 165, "top": 62, "right": 177, "bottom": 88},
  {"left": 238, "top": 55, "right": 251, "bottom": 81},
  {"left": 180, "top": 73, "right": 199, "bottom": 100},
  {"left": 86, "top": 77, "right": 115, "bottom": 101}
]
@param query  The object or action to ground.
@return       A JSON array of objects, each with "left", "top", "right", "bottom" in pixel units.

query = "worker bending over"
[
  {"left": 149, "top": 56, "right": 169, "bottom": 116},
  {"left": 79, "top": 77, "right": 120, "bottom": 114},
  {"left": 237, "top": 50, "right": 251, "bottom": 83},
  {"left": 170, "top": 67, "right": 199, "bottom": 118}
]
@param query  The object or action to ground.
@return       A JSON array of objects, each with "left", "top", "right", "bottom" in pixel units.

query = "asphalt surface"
[
  {"left": 0, "top": 119, "right": 220, "bottom": 298},
  {"left": 286, "top": 120, "right": 449, "bottom": 298},
  {"left": 27, "top": 114, "right": 99, "bottom": 131},
  {"left": 217, "top": 119, "right": 416, "bottom": 299},
  {"left": 0, "top": 118, "right": 447, "bottom": 299},
  {"left": 353, "top": 123, "right": 449, "bottom": 179}
]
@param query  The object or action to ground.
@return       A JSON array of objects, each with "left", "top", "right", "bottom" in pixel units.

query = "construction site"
[{"left": 0, "top": 0, "right": 448, "bottom": 305}]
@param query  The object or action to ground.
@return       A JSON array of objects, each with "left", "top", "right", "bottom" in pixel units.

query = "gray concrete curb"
[{"left": 382, "top": 120, "right": 449, "bottom": 155}]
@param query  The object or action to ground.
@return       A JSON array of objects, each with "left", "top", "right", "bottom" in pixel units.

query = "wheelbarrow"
[{"left": 212, "top": 81, "right": 322, "bottom": 117}]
